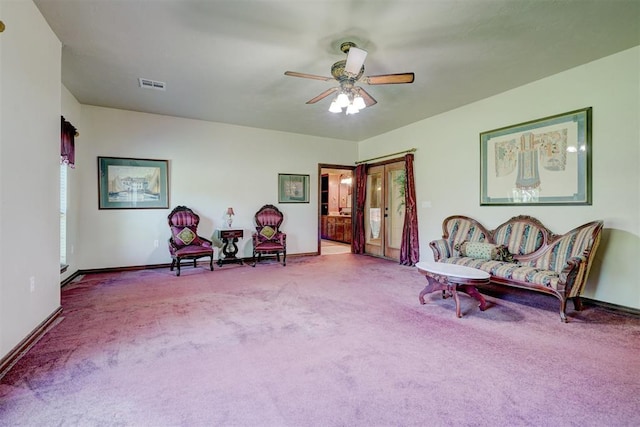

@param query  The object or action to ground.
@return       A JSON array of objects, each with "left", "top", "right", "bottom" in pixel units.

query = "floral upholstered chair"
[
  {"left": 167, "top": 206, "right": 214, "bottom": 276},
  {"left": 252, "top": 204, "right": 286, "bottom": 266}
]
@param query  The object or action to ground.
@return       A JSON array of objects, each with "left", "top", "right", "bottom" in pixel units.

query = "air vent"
[{"left": 138, "top": 78, "right": 166, "bottom": 91}]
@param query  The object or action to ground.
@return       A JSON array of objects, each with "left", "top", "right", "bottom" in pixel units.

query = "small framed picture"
[{"left": 278, "top": 173, "right": 310, "bottom": 203}]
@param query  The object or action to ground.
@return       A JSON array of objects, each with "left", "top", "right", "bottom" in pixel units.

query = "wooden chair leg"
[
  {"left": 559, "top": 298, "right": 568, "bottom": 323},
  {"left": 573, "top": 296, "right": 583, "bottom": 311}
]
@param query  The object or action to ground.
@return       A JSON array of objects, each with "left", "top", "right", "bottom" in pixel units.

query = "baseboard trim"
[
  {"left": 76, "top": 263, "right": 172, "bottom": 276},
  {"left": 0, "top": 306, "right": 63, "bottom": 379},
  {"left": 581, "top": 297, "right": 640, "bottom": 316},
  {"left": 66, "top": 254, "right": 317, "bottom": 278},
  {"left": 61, "top": 269, "right": 83, "bottom": 287}
]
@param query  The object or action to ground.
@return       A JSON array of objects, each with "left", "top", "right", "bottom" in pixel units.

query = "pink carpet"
[{"left": 1, "top": 254, "right": 639, "bottom": 426}]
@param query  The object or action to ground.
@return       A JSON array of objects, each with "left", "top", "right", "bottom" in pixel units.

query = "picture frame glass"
[
  {"left": 480, "top": 107, "right": 592, "bottom": 206},
  {"left": 98, "top": 157, "right": 169, "bottom": 209},
  {"left": 278, "top": 174, "right": 310, "bottom": 203}
]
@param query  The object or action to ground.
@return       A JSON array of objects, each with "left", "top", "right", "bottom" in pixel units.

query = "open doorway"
[{"left": 318, "top": 164, "right": 355, "bottom": 255}]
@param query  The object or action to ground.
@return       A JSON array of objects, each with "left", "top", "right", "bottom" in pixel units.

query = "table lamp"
[{"left": 225, "top": 207, "right": 235, "bottom": 228}]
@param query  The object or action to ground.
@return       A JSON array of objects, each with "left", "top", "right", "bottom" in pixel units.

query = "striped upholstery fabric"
[
  {"left": 257, "top": 209, "right": 284, "bottom": 228},
  {"left": 431, "top": 215, "right": 604, "bottom": 321},
  {"left": 441, "top": 257, "right": 561, "bottom": 289},
  {"left": 252, "top": 204, "right": 287, "bottom": 266},
  {"left": 171, "top": 210, "right": 198, "bottom": 227},
  {"left": 445, "top": 218, "right": 488, "bottom": 256},
  {"left": 430, "top": 239, "right": 451, "bottom": 259},
  {"left": 168, "top": 208, "right": 203, "bottom": 248},
  {"left": 530, "top": 223, "right": 600, "bottom": 273},
  {"left": 438, "top": 221, "right": 602, "bottom": 291},
  {"left": 167, "top": 206, "right": 214, "bottom": 276},
  {"left": 493, "top": 222, "right": 545, "bottom": 255}
]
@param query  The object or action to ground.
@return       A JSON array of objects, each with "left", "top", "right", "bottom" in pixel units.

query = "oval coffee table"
[{"left": 416, "top": 261, "right": 490, "bottom": 318}]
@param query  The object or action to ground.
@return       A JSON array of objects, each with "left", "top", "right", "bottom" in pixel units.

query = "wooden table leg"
[
  {"left": 218, "top": 236, "right": 243, "bottom": 266},
  {"left": 417, "top": 263, "right": 489, "bottom": 318},
  {"left": 451, "top": 286, "right": 462, "bottom": 318},
  {"left": 459, "top": 285, "right": 488, "bottom": 311},
  {"left": 419, "top": 276, "right": 447, "bottom": 305}
]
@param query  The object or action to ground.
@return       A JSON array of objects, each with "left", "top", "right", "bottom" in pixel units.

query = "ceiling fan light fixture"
[
  {"left": 285, "top": 40, "right": 414, "bottom": 114},
  {"left": 346, "top": 104, "right": 360, "bottom": 115},
  {"left": 328, "top": 100, "right": 342, "bottom": 113},
  {"left": 344, "top": 47, "right": 367, "bottom": 76},
  {"left": 336, "top": 92, "right": 350, "bottom": 108},
  {"left": 353, "top": 95, "right": 366, "bottom": 110}
]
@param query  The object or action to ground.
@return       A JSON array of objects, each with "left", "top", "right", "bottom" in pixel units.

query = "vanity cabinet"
[
  {"left": 321, "top": 215, "right": 328, "bottom": 239},
  {"left": 321, "top": 215, "right": 352, "bottom": 244}
]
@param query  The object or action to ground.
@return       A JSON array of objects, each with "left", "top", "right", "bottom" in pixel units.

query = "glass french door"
[{"left": 364, "top": 161, "right": 406, "bottom": 260}]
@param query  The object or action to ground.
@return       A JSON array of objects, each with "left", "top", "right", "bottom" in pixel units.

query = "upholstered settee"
[{"left": 429, "top": 215, "right": 604, "bottom": 322}]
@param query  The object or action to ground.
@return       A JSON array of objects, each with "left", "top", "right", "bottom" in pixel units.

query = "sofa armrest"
[
  {"left": 558, "top": 256, "right": 587, "bottom": 297},
  {"left": 429, "top": 239, "right": 451, "bottom": 261}
]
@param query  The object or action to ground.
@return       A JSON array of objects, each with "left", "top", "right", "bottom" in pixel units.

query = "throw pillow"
[
  {"left": 455, "top": 241, "right": 499, "bottom": 260},
  {"left": 454, "top": 241, "right": 519, "bottom": 263},
  {"left": 259, "top": 225, "right": 276, "bottom": 240},
  {"left": 173, "top": 227, "right": 196, "bottom": 246}
]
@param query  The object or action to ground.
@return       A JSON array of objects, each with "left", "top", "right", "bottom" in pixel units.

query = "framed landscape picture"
[
  {"left": 98, "top": 157, "right": 169, "bottom": 209},
  {"left": 480, "top": 107, "right": 592, "bottom": 206},
  {"left": 278, "top": 173, "right": 310, "bottom": 203}
]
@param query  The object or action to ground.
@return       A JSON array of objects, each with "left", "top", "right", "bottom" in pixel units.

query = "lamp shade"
[
  {"left": 328, "top": 100, "right": 342, "bottom": 113},
  {"left": 336, "top": 92, "right": 350, "bottom": 108},
  {"left": 353, "top": 95, "right": 366, "bottom": 110},
  {"left": 344, "top": 47, "right": 367, "bottom": 75},
  {"left": 226, "top": 207, "right": 235, "bottom": 216}
]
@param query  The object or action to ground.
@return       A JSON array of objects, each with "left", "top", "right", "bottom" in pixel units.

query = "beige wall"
[
  {"left": 0, "top": 0, "right": 62, "bottom": 358},
  {"left": 71, "top": 106, "right": 356, "bottom": 269},
  {"left": 359, "top": 46, "right": 640, "bottom": 309}
]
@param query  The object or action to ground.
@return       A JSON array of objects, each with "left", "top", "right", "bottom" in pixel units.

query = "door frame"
[
  {"left": 317, "top": 163, "right": 356, "bottom": 255},
  {"left": 363, "top": 156, "right": 407, "bottom": 261}
]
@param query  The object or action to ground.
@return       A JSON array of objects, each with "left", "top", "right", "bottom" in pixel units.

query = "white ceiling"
[{"left": 35, "top": 0, "right": 640, "bottom": 142}]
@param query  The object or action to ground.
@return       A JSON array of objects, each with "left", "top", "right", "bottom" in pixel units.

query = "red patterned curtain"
[
  {"left": 61, "top": 116, "right": 76, "bottom": 168},
  {"left": 352, "top": 163, "right": 367, "bottom": 254},
  {"left": 400, "top": 153, "right": 420, "bottom": 265}
]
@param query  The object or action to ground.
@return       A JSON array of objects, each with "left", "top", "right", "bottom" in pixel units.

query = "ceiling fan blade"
[
  {"left": 364, "top": 73, "right": 415, "bottom": 85},
  {"left": 344, "top": 47, "right": 368, "bottom": 75},
  {"left": 306, "top": 87, "right": 339, "bottom": 104},
  {"left": 284, "top": 71, "right": 333, "bottom": 82},
  {"left": 357, "top": 88, "right": 377, "bottom": 107}
]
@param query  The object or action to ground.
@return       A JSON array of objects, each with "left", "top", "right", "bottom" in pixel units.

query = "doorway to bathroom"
[{"left": 318, "top": 164, "right": 355, "bottom": 255}]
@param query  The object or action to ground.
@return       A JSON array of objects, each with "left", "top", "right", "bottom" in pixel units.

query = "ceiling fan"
[{"left": 284, "top": 41, "right": 414, "bottom": 115}]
